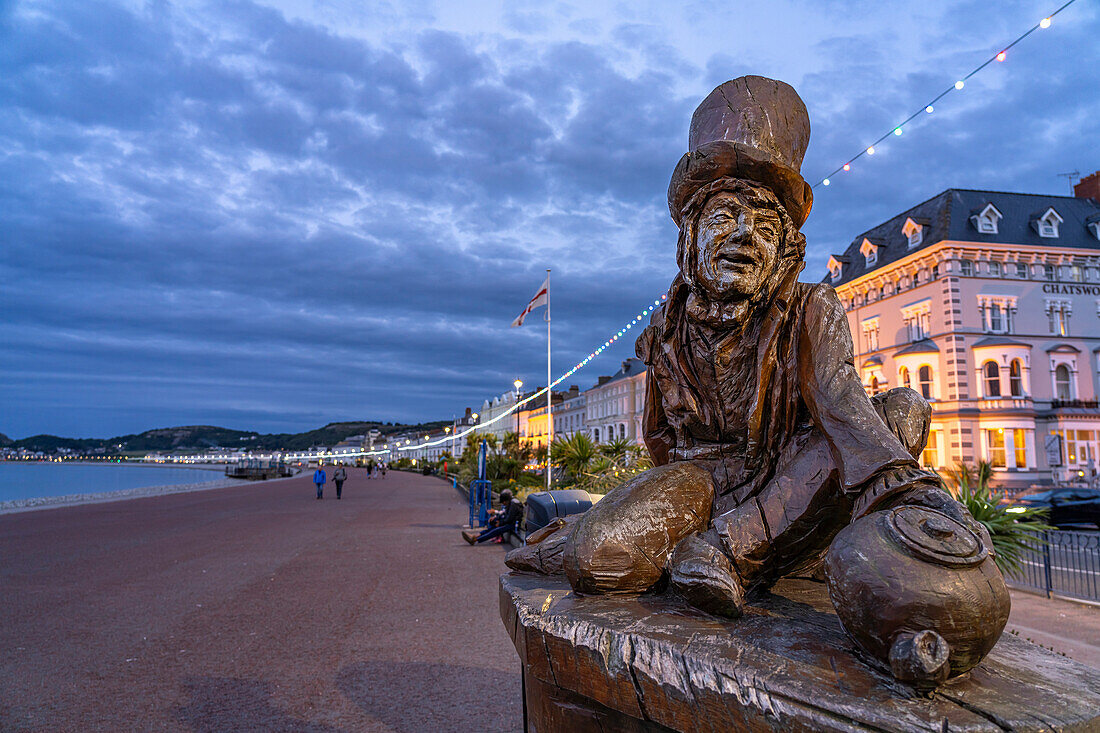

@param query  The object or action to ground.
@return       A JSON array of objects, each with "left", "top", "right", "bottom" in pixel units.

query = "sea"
[{"left": 0, "top": 463, "right": 224, "bottom": 503}]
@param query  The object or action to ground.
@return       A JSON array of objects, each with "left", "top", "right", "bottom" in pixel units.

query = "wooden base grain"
[{"left": 500, "top": 572, "right": 1100, "bottom": 732}]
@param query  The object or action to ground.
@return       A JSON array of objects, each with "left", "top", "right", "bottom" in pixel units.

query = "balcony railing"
[{"left": 1051, "top": 399, "right": 1100, "bottom": 410}]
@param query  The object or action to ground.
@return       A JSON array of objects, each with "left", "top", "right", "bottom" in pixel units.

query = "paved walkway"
[
  {"left": 0, "top": 469, "right": 520, "bottom": 731},
  {"left": 1007, "top": 589, "right": 1100, "bottom": 669}
]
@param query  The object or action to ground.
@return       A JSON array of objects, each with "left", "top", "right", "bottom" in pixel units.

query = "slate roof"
[
  {"left": 893, "top": 339, "right": 940, "bottom": 356},
  {"left": 591, "top": 358, "right": 645, "bottom": 390},
  {"left": 972, "top": 336, "right": 1030, "bottom": 348},
  {"left": 823, "top": 189, "right": 1100, "bottom": 287}
]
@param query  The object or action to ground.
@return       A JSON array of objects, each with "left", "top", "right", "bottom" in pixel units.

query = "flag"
[{"left": 511, "top": 276, "right": 548, "bottom": 327}]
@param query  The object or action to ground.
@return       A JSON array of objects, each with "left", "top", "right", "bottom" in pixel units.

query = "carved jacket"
[{"left": 636, "top": 269, "right": 934, "bottom": 519}]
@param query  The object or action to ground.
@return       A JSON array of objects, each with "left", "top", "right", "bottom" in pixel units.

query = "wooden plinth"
[{"left": 500, "top": 572, "right": 1100, "bottom": 732}]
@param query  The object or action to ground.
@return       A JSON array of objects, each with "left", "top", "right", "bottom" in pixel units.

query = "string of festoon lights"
[{"left": 816, "top": 0, "right": 1078, "bottom": 190}]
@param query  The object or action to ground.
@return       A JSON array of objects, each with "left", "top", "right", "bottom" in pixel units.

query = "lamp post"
[{"left": 514, "top": 379, "right": 523, "bottom": 436}]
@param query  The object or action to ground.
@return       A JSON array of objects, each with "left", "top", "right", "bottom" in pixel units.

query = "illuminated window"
[
  {"left": 918, "top": 365, "right": 933, "bottom": 400},
  {"left": 987, "top": 429, "right": 1006, "bottom": 468},
  {"left": 900, "top": 366, "right": 910, "bottom": 389},
  {"left": 1009, "top": 359, "right": 1023, "bottom": 397},
  {"left": 1014, "top": 429, "right": 1028, "bottom": 469},
  {"left": 922, "top": 431, "right": 939, "bottom": 469},
  {"left": 984, "top": 361, "right": 1001, "bottom": 397},
  {"left": 869, "top": 375, "right": 881, "bottom": 396},
  {"left": 1059, "top": 429, "right": 1096, "bottom": 467}
]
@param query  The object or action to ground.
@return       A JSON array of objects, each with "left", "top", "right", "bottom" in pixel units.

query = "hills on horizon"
[{"left": 2, "top": 420, "right": 451, "bottom": 454}]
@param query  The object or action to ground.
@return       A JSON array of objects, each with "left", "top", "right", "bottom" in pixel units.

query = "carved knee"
[
  {"left": 563, "top": 462, "right": 713, "bottom": 595},
  {"left": 871, "top": 387, "right": 931, "bottom": 459}
]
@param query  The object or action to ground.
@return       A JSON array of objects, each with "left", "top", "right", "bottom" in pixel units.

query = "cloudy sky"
[{"left": 2, "top": 0, "right": 1098, "bottom": 438}]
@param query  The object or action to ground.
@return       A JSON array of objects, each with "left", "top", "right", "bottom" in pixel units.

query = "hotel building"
[{"left": 825, "top": 174, "right": 1100, "bottom": 488}]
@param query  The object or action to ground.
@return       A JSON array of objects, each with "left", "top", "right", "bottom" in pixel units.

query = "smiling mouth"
[{"left": 716, "top": 252, "right": 755, "bottom": 267}]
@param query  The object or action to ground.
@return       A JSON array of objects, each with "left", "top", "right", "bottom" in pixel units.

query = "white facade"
[{"left": 585, "top": 359, "right": 646, "bottom": 445}]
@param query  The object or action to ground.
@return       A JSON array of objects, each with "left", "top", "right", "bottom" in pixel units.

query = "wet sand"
[{"left": 0, "top": 469, "right": 521, "bottom": 731}]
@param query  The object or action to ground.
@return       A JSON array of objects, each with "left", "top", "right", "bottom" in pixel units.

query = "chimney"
[
  {"left": 1075, "top": 171, "right": 1100, "bottom": 202},
  {"left": 567, "top": 385, "right": 579, "bottom": 397},
  {"left": 598, "top": 376, "right": 612, "bottom": 386}
]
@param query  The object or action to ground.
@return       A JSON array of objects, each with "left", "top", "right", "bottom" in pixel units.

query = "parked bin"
[{"left": 524, "top": 489, "right": 594, "bottom": 533}]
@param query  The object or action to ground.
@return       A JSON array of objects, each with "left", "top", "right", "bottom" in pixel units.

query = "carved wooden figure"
[{"left": 506, "top": 75, "right": 1009, "bottom": 688}]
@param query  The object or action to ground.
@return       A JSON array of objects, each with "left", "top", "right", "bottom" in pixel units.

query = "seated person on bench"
[{"left": 466, "top": 489, "right": 524, "bottom": 545}]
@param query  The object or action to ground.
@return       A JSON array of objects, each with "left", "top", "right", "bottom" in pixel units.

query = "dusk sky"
[{"left": 2, "top": 0, "right": 1098, "bottom": 439}]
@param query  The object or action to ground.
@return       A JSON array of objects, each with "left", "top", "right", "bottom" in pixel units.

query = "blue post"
[{"left": 471, "top": 480, "right": 492, "bottom": 527}]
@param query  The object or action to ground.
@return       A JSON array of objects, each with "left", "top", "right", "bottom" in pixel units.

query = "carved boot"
[{"left": 668, "top": 531, "right": 744, "bottom": 618}]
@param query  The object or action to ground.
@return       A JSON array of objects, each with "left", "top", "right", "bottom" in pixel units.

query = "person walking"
[
  {"left": 313, "top": 466, "right": 326, "bottom": 500},
  {"left": 379, "top": 462, "right": 386, "bottom": 479},
  {"left": 333, "top": 466, "right": 347, "bottom": 500}
]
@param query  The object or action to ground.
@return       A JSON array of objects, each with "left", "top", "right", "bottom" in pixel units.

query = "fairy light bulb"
[
  {"left": 823, "top": 178, "right": 830, "bottom": 186},
  {"left": 866, "top": 146, "right": 875, "bottom": 155},
  {"left": 996, "top": 51, "right": 1006, "bottom": 62},
  {"left": 1040, "top": 17, "right": 1051, "bottom": 28},
  {"left": 925, "top": 105, "right": 934, "bottom": 113},
  {"left": 843, "top": 163, "right": 851, "bottom": 171},
  {"left": 954, "top": 80, "right": 965, "bottom": 90}
]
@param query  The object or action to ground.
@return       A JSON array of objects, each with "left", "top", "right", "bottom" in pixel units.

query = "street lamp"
[{"left": 514, "top": 379, "right": 523, "bottom": 435}]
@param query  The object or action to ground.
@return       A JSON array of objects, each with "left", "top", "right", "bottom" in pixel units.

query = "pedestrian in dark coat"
[{"left": 333, "top": 467, "right": 347, "bottom": 499}]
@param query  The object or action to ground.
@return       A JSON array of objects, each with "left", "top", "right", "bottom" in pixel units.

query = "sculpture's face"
[{"left": 690, "top": 191, "right": 782, "bottom": 301}]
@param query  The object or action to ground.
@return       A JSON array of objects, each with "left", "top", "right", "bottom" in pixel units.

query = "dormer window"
[
  {"left": 902, "top": 218, "right": 923, "bottom": 248},
  {"left": 1088, "top": 221, "right": 1100, "bottom": 241},
  {"left": 1035, "top": 207, "right": 1064, "bottom": 238},
  {"left": 827, "top": 255, "right": 844, "bottom": 282},
  {"left": 970, "top": 203, "right": 1003, "bottom": 235},
  {"left": 859, "top": 238, "right": 878, "bottom": 267}
]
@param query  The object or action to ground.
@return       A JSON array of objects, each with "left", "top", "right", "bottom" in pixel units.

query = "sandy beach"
[
  {"left": 0, "top": 468, "right": 520, "bottom": 731},
  {"left": 0, "top": 463, "right": 301, "bottom": 515}
]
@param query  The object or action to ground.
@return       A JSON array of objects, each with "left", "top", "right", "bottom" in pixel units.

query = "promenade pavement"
[{"left": 0, "top": 469, "right": 520, "bottom": 731}]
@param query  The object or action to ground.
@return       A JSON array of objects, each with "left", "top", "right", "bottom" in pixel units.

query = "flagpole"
[{"left": 545, "top": 267, "right": 552, "bottom": 493}]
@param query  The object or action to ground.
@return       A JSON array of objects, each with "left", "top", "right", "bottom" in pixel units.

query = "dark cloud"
[{"left": 1, "top": 0, "right": 1097, "bottom": 437}]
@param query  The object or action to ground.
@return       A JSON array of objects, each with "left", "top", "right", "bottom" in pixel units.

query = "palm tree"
[
  {"left": 940, "top": 461, "right": 1052, "bottom": 575},
  {"left": 600, "top": 438, "right": 632, "bottom": 462},
  {"left": 551, "top": 433, "right": 599, "bottom": 481}
]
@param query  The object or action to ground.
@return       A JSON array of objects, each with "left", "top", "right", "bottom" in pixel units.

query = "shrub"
[{"left": 940, "top": 461, "right": 1052, "bottom": 575}]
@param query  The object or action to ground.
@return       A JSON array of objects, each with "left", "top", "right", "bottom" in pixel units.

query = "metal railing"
[{"left": 1006, "top": 529, "right": 1100, "bottom": 603}]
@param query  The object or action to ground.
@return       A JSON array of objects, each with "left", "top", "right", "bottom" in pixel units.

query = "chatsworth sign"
[{"left": 1042, "top": 283, "right": 1100, "bottom": 295}]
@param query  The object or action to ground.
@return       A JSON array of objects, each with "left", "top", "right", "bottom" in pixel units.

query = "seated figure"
[{"left": 507, "top": 76, "right": 1006, "bottom": 687}]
